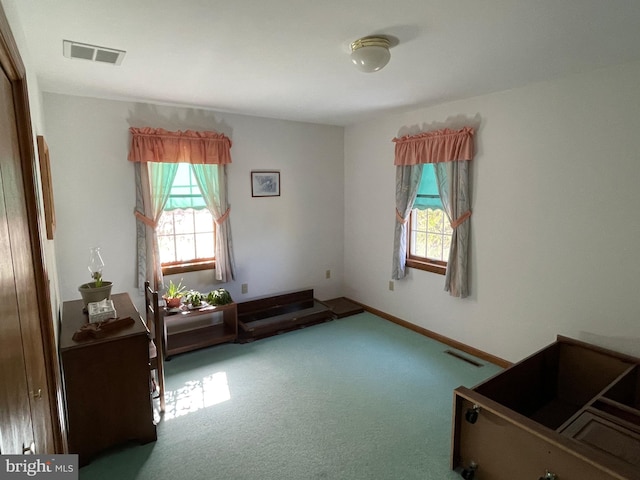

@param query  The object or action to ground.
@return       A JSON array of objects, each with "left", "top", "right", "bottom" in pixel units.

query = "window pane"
[
  {"left": 165, "top": 164, "right": 208, "bottom": 210},
  {"left": 157, "top": 211, "right": 175, "bottom": 236},
  {"left": 409, "top": 211, "right": 419, "bottom": 255},
  {"left": 427, "top": 233, "right": 443, "bottom": 260},
  {"left": 194, "top": 209, "right": 214, "bottom": 233},
  {"left": 174, "top": 210, "right": 194, "bottom": 235},
  {"left": 195, "top": 233, "right": 215, "bottom": 258},
  {"left": 407, "top": 206, "right": 453, "bottom": 265},
  {"left": 158, "top": 165, "right": 217, "bottom": 269},
  {"left": 158, "top": 235, "right": 176, "bottom": 263},
  {"left": 416, "top": 209, "right": 427, "bottom": 232},
  {"left": 175, "top": 234, "right": 195, "bottom": 262},
  {"left": 414, "top": 232, "right": 427, "bottom": 257},
  {"left": 173, "top": 163, "right": 191, "bottom": 184},
  {"left": 428, "top": 209, "right": 444, "bottom": 233},
  {"left": 172, "top": 185, "right": 191, "bottom": 196}
]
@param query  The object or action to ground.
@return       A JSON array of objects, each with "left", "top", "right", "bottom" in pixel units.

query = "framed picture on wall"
[
  {"left": 37, "top": 135, "right": 56, "bottom": 239},
  {"left": 251, "top": 171, "right": 280, "bottom": 197}
]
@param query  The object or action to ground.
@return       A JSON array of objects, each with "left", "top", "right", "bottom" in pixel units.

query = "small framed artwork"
[
  {"left": 251, "top": 171, "right": 280, "bottom": 197},
  {"left": 37, "top": 135, "right": 56, "bottom": 239}
]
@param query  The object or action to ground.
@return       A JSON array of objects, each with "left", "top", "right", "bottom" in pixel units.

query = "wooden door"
[
  {"left": 0, "top": 7, "right": 63, "bottom": 454},
  {"left": 0, "top": 56, "right": 52, "bottom": 455},
  {"left": 0, "top": 66, "right": 34, "bottom": 453}
]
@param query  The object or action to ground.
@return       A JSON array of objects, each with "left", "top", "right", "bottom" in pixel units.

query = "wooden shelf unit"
[
  {"left": 452, "top": 336, "right": 640, "bottom": 480},
  {"left": 163, "top": 302, "right": 237, "bottom": 359},
  {"left": 237, "top": 289, "right": 333, "bottom": 341}
]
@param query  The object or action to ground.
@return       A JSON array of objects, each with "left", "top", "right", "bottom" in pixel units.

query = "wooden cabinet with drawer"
[
  {"left": 452, "top": 336, "right": 640, "bottom": 480},
  {"left": 60, "top": 294, "right": 156, "bottom": 466}
]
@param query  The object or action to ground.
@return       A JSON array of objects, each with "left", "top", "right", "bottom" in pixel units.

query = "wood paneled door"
[{"left": 0, "top": 6, "right": 64, "bottom": 454}]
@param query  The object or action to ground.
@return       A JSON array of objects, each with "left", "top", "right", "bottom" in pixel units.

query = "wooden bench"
[{"left": 237, "top": 289, "right": 333, "bottom": 341}]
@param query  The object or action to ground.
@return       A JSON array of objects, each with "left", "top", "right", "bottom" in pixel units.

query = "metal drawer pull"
[
  {"left": 539, "top": 470, "right": 557, "bottom": 480},
  {"left": 461, "top": 461, "right": 477, "bottom": 479},
  {"left": 465, "top": 404, "right": 481, "bottom": 424}
]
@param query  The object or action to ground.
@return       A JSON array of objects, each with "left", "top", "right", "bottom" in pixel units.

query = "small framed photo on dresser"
[{"left": 251, "top": 171, "right": 280, "bottom": 197}]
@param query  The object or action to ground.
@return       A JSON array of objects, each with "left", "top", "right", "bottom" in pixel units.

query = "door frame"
[{"left": 0, "top": 6, "right": 65, "bottom": 452}]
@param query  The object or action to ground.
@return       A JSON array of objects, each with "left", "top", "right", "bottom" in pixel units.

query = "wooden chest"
[
  {"left": 452, "top": 336, "right": 640, "bottom": 480},
  {"left": 60, "top": 294, "right": 156, "bottom": 465}
]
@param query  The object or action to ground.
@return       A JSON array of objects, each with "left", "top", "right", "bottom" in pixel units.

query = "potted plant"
[
  {"left": 184, "top": 290, "right": 204, "bottom": 308},
  {"left": 78, "top": 247, "right": 113, "bottom": 307},
  {"left": 206, "top": 288, "right": 233, "bottom": 306},
  {"left": 163, "top": 279, "right": 186, "bottom": 308}
]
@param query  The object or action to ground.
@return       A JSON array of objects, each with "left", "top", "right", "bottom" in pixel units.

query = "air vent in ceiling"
[{"left": 63, "top": 40, "right": 125, "bottom": 65}]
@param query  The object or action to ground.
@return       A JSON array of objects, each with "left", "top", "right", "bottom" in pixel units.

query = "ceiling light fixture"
[{"left": 350, "top": 36, "right": 391, "bottom": 73}]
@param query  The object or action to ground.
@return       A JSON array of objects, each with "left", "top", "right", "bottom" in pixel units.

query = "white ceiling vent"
[{"left": 63, "top": 40, "right": 125, "bottom": 65}]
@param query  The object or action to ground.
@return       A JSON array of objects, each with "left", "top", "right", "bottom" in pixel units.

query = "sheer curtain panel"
[
  {"left": 133, "top": 162, "right": 178, "bottom": 290},
  {"left": 392, "top": 165, "right": 423, "bottom": 280},
  {"left": 192, "top": 164, "right": 236, "bottom": 282}
]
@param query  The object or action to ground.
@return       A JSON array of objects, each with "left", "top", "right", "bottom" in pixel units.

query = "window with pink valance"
[
  {"left": 128, "top": 127, "right": 232, "bottom": 165},
  {"left": 392, "top": 126, "right": 475, "bottom": 298},
  {"left": 129, "top": 127, "right": 236, "bottom": 291},
  {"left": 392, "top": 127, "right": 474, "bottom": 165}
]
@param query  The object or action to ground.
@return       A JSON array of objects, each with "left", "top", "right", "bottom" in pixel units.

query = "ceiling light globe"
[{"left": 350, "top": 37, "right": 391, "bottom": 73}]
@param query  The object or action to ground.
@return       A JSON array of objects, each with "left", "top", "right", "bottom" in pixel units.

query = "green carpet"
[{"left": 79, "top": 312, "right": 501, "bottom": 479}]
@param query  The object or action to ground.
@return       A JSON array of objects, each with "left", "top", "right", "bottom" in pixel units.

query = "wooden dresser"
[
  {"left": 60, "top": 293, "right": 156, "bottom": 466},
  {"left": 452, "top": 336, "right": 640, "bottom": 480}
]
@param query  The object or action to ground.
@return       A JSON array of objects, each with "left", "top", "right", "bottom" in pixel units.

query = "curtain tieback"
[
  {"left": 451, "top": 210, "right": 472, "bottom": 229},
  {"left": 134, "top": 210, "right": 157, "bottom": 228},
  {"left": 395, "top": 208, "right": 409, "bottom": 224},
  {"left": 215, "top": 207, "right": 231, "bottom": 225}
]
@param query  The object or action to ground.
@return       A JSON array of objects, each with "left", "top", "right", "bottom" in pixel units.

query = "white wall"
[
  {"left": 344, "top": 60, "right": 640, "bottom": 362},
  {"left": 36, "top": 57, "right": 640, "bottom": 363},
  {"left": 42, "top": 94, "right": 344, "bottom": 312}
]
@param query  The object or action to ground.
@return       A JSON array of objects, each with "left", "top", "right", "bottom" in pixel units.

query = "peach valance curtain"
[
  {"left": 128, "top": 127, "right": 232, "bottom": 165},
  {"left": 392, "top": 127, "right": 474, "bottom": 165}
]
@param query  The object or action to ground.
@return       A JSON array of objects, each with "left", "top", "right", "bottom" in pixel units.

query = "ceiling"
[{"left": 5, "top": 0, "right": 640, "bottom": 126}]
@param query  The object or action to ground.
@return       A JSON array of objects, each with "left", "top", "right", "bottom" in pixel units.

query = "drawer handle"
[
  {"left": 461, "top": 461, "right": 477, "bottom": 479},
  {"left": 539, "top": 471, "right": 557, "bottom": 480},
  {"left": 465, "top": 404, "right": 481, "bottom": 424}
]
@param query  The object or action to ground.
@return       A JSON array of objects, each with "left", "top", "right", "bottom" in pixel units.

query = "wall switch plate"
[
  {"left": 389, "top": 280, "right": 394, "bottom": 291},
  {"left": 326, "top": 270, "right": 331, "bottom": 279},
  {"left": 241, "top": 283, "right": 248, "bottom": 294}
]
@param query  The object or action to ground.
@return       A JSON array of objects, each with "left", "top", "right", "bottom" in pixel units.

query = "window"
[
  {"left": 156, "top": 163, "right": 215, "bottom": 275},
  {"left": 406, "top": 165, "right": 452, "bottom": 275}
]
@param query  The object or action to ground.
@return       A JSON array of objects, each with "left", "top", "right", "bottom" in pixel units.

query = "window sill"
[
  {"left": 162, "top": 260, "right": 215, "bottom": 276},
  {"left": 406, "top": 258, "right": 446, "bottom": 276}
]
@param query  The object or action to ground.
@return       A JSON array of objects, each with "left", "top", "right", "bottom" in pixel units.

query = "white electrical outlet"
[
  {"left": 389, "top": 280, "right": 394, "bottom": 291},
  {"left": 241, "top": 283, "right": 248, "bottom": 294}
]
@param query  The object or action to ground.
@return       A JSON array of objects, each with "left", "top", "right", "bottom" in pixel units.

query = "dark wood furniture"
[
  {"left": 322, "top": 297, "right": 364, "bottom": 318},
  {"left": 452, "top": 335, "right": 640, "bottom": 480},
  {"left": 237, "top": 289, "right": 333, "bottom": 341},
  {"left": 60, "top": 294, "right": 156, "bottom": 466},
  {"left": 163, "top": 301, "right": 237, "bottom": 359},
  {"left": 144, "top": 281, "right": 165, "bottom": 412}
]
